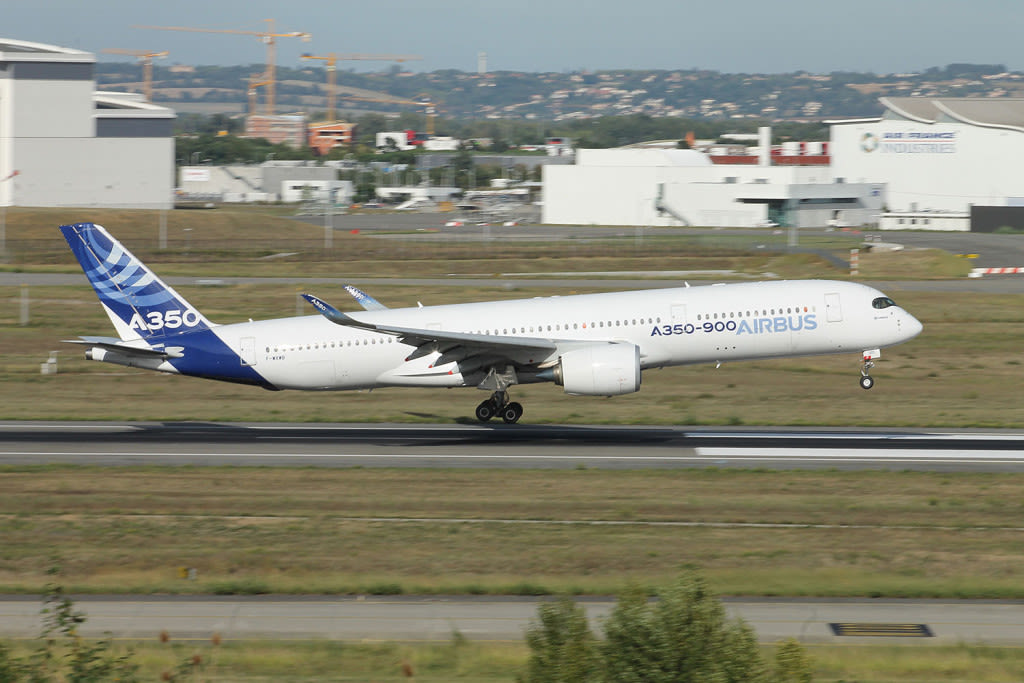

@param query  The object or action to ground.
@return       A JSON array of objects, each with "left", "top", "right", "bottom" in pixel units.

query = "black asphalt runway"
[{"left": 3, "top": 422, "right": 1024, "bottom": 471}]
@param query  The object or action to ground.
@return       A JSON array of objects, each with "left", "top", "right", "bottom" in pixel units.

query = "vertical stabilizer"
[{"left": 61, "top": 222, "right": 215, "bottom": 341}]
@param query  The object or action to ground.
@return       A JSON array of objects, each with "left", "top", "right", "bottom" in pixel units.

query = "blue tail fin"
[{"left": 61, "top": 223, "right": 215, "bottom": 341}]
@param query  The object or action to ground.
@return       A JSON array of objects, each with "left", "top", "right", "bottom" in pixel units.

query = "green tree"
[
  {"left": 601, "top": 576, "right": 768, "bottom": 683},
  {"left": 524, "top": 574, "right": 784, "bottom": 683},
  {"left": 522, "top": 596, "right": 600, "bottom": 683}
]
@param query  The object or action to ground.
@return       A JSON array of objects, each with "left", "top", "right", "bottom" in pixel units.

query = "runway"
[
  {"left": 3, "top": 421, "right": 1024, "bottom": 471},
  {"left": 1, "top": 595, "right": 1023, "bottom": 645}
]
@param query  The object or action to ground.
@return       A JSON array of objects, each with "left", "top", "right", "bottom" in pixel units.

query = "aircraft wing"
[
  {"left": 302, "top": 293, "right": 563, "bottom": 363},
  {"left": 63, "top": 336, "right": 185, "bottom": 359}
]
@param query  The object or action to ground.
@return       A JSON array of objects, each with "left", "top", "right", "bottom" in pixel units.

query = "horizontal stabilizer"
[{"left": 64, "top": 336, "right": 184, "bottom": 359}]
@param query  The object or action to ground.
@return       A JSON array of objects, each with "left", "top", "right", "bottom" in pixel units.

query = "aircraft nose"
[{"left": 903, "top": 312, "right": 923, "bottom": 340}]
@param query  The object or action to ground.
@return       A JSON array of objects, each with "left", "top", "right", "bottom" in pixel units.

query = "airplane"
[{"left": 61, "top": 222, "right": 923, "bottom": 424}]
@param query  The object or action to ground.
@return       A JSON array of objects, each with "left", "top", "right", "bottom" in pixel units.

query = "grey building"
[{"left": 0, "top": 38, "right": 175, "bottom": 209}]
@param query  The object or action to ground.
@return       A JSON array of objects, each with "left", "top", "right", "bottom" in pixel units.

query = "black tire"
[
  {"left": 476, "top": 400, "right": 496, "bottom": 421},
  {"left": 859, "top": 375, "right": 875, "bottom": 390},
  {"left": 501, "top": 402, "right": 524, "bottom": 424}
]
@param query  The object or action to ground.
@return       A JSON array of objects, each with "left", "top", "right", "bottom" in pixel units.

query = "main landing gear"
[
  {"left": 859, "top": 354, "right": 876, "bottom": 390},
  {"left": 475, "top": 390, "right": 524, "bottom": 424}
]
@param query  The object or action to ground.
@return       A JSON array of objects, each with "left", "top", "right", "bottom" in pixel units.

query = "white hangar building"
[
  {"left": 0, "top": 39, "right": 175, "bottom": 209},
  {"left": 542, "top": 145, "right": 883, "bottom": 229},
  {"left": 829, "top": 97, "right": 1024, "bottom": 219}
]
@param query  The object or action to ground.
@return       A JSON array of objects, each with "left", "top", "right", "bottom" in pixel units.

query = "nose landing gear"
[
  {"left": 475, "top": 390, "right": 524, "bottom": 424},
  {"left": 859, "top": 350, "right": 878, "bottom": 390}
]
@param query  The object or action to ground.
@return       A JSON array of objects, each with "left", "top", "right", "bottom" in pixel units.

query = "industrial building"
[
  {"left": 829, "top": 97, "right": 1024, "bottom": 230},
  {"left": 542, "top": 135, "right": 883, "bottom": 228},
  {"left": 0, "top": 38, "right": 175, "bottom": 209},
  {"left": 179, "top": 160, "right": 353, "bottom": 204},
  {"left": 544, "top": 98, "right": 1024, "bottom": 231}
]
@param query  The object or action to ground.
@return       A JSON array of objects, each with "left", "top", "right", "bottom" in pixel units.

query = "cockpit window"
[{"left": 872, "top": 296, "right": 896, "bottom": 309}]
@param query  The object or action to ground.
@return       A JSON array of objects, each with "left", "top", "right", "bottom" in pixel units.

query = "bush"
[{"left": 523, "top": 573, "right": 811, "bottom": 683}]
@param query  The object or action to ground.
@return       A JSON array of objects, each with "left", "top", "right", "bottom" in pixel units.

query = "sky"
[{"left": 4, "top": 0, "right": 1023, "bottom": 75}]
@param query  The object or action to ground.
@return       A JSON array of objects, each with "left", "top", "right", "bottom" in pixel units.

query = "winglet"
[
  {"left": 302, "top": 293, "right": 376, "bottom": 330},
  {"left": 343, "top": 285, "right": 388, "bottom": 311}
]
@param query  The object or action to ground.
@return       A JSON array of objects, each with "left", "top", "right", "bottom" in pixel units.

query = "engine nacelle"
[{"left": 552, "top": 343, "right": 641, "bottom": 396}]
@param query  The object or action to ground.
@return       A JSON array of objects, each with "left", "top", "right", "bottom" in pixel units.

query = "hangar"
[
  {"left": 542, "top": 145, "right": 883, "bottom": 229},
  {"left": 830, "top": 97, "right": 1024, "bottom": 214},
  {"left": 0, "top": 38, "right": 175, "bottom": 209}
]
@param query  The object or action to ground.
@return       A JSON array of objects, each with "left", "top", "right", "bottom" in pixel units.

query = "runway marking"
[{"left": 830, "top": 622, "right": 934, "bottom": 637}]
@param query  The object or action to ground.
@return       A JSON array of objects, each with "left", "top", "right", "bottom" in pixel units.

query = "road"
[{"left": 1, "top": 595, "right": 1022, "bottom": 645}]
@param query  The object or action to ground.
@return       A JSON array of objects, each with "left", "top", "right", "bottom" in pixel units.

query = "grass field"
[{"left": 1, "top": 466, "right": 1022, "bottom": 598}]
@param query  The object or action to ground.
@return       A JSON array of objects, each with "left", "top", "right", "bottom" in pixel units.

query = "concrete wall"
[
  {"left": 831, "top": 118, "right": 1024, "bottom": 212},
  {"left": 12, "top": 137, "right": 173, "bottom": 208},
  {"left": 0, "top": 45, "right": 175, "bottom": 209}
]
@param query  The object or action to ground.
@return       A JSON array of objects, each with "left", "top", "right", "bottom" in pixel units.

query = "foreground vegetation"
[
  {"left": 6, "top": 584, "right": 1024, "bottom": 682},
  {"left": 9, "top": 634, "right": 1024, "bottom": 682}
]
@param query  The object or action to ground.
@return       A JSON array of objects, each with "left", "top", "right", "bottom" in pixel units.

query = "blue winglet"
[
  {"left": 343, "top": 285, "right": 388, "bottom": 311},
  {"left": 302, "top": 293, "right": 375, "bottom": 330}
]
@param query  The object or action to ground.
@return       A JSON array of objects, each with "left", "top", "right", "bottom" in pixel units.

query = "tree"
[
  {"left": 522, "top": 596, "right": 600, "bottom": 683},
  {"left": 523, "top": 574, "right": 787, "bottom": 683},
  {"left": 600, "top": 576, "right": 768, "bottom": 683}
]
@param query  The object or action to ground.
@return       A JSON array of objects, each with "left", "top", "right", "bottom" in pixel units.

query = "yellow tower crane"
[
  {"left": 134, "top": 19, "right": 310, "bottom": 115},
  {"left": 300, "top": 52, "right": 422, "bottom": 123},
  {"left": 100, "top": 48, "right": 169, "bottom": 101}
]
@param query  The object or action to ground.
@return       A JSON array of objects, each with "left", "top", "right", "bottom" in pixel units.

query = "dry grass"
[{"left": 0, "top": 467, "right": 1022, "bottom": 597}]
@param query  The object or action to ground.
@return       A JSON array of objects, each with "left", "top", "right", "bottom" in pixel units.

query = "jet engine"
[{"left": 551, "top": 343, "right": 641, "bottom": 396}]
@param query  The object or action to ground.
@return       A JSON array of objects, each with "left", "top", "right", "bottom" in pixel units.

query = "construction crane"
[
  {"left": 100, "top": 48, "right": 169, "bottom": 101},
  {"left": 247, "top": 74, "right": 273, "bottom": 116},
  {"left": 135, "top": 19, "right": 310, "bottom": 115},
  {"left": 340, "top": 93, "right": 438, "bottom": 136},
  {"left": 300, "top": 52, "right": 422, "bottom": 123}
]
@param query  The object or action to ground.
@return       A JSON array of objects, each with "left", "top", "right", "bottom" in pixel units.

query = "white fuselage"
[{"left": 186, "top": 280, "right": 920, "bottom": 392}]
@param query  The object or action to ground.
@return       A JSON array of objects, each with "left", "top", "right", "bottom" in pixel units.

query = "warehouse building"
[
  {"left": 178, "top": 160, "right": 353, "bottom": 204},
  {"left": 829, "top": 97, "right": 1024, "bottom": 231},
  {"left": 542, "top": 143, "right": 883, "bottom": 228},
  {"left": 0, "top": 38, "right": 175, "bottom": 209}
]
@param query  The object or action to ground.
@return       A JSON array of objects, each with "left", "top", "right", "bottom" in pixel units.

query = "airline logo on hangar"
[{"left": 861, "top": 133, "right": 879, "bottom": 153}]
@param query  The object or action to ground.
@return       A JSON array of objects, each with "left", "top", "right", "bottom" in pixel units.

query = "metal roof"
[
  {"left": 0, "top": 38, "right": 93, "bottom": 63},
  {"left": 881, "top": 97, "right": 1024, "bottom": 132}
]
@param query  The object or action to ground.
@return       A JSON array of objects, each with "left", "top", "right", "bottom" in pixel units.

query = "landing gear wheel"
[
  {"left": 501, "top": 402, "right": 524, "bottom": 424},
  {"left": 860, "top": 355, "right": 876, "bottom": 391},
  {"left": 475, "top": 399, "right": 498, "bottom": 422}
]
